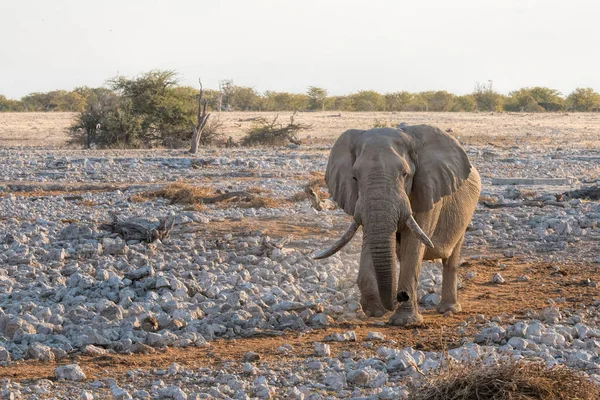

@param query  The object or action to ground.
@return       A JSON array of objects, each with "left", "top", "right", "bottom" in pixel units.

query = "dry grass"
[
  {"left": 409, "top": 359, "right": 599, "bottom": 400},
  {"left": 306, "top": 171, "right": 329, "bottom": 199},
  {"left": 77, "top": 200, "right": 97, "bottom": 207},
  {"left": 246, "top": 187, "right": 271, "bottom": 195},
  {"left": 233, "top": 197, "right": 290, "bottom": 209},
  {"left": 5, "top": 111, "right": 600, "bottom": 148},
  {"left": 136, "top": 182, "right": 214, "bottom": 205},
  {"left": 478, "top": 195, "right": 497, "bottom": 204},
  {"left": 520, "top": 189, "right": 538, "bottom": 199},
  {"left": 288, "top": 171, "right": 330, "bottom": 203},
  {"left": 132, "top": 182, "right": 286, "bottom": 209},
  {"left": 289, "top": 191, "right": 309, "bottom": 202}
]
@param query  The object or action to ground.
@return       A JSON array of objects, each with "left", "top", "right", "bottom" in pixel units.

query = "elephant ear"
[
  {"left": 325, "top": 129, "right": 365, "bottom": 215},
  {"left": 401, "top": 125, "right": 472, "bottom": 213}
]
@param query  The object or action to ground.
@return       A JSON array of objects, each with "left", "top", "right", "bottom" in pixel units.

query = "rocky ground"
[{"left": 0, "top": 126, "right": 599, "bottom": 398}]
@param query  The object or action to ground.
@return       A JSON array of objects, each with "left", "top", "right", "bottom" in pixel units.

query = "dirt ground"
[
  {"left": 1, "top": 248, "right": 598, "bottom": 383},
  {"left": 1, "top": 111, "right": 600, "bottom": 148},
  {"left": 1, "top": 209, "right": 599, "bottom": 383}
]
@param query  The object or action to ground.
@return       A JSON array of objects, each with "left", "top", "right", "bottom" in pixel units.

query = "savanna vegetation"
[
  {"left": 2, "top": 69, "right": 600, "bottom": 148},
  {"left": 3, "top": 70, "right": 600, "bottom": 114}
]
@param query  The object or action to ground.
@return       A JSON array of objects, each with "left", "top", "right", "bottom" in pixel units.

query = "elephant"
[{"left": 314, "top": 124, "right": 481, "bottom": 325}]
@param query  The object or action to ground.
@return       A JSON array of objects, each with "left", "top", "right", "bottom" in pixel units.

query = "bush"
[
  {"left": 504, "top": 87, "right": 564, "bottom": 112},
  {"left": 71, "top": 70, "right": 199, "bottom": 148},
  {"left": 350, "top": 91, "right": 387, "bottom": 111},
  {"left": 452, "top": 95, "right": 476, "bottom": 112},
  {"left": 372, "top": 118, "right": 397, "bottom": 128},
  {"left": 197, "top": 117, "right": 225, "bottom": 146},
  {"left": 567, "top": 88, "right": 600, "bottom": 111},
  {"left": 18, "top": 90, "right": 86, "bottom": 112},
  {"left": 262, "top": 91, "right": 309, "bottom": 111},
  {"left": 408, "top": 359, "right": 598, "bottom": 400},
  {"left": 385, "top": 91, "right": 413, "bottom": 111},
  {"left": 473, "top": 81, "right": 505, "bottom": 112},
  {"left": 0, "top": 95, "right": 23, "bottom": 111},
  {"left": 307, "top": 87, "right": 327, "bottom": 111},
  {"left": 68, "top": 89, "right": 124, "bottom": 148},
  {"left": 241, "top": 113, "right": 309, "bottom": 146}
]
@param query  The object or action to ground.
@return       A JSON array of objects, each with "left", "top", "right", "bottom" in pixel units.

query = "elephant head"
[{"left": 315, "top": 125, "right": 472, "bottom": 310}]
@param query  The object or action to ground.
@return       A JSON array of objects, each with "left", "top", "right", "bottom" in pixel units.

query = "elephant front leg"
[
  {"left": 389, "top": 238, "right": 424, "bottom": 326},
  {"left": 357, "top": 239, "right": 386, "bottom": 317},
  {"left": 437, "top": 236, "right": 463, "bottom": 314}
]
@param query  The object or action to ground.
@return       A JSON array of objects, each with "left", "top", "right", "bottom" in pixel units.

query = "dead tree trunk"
[
  {"left": 218, "top": 81, "right": 224, "bottom": 113},
  {"left": 189, "top": 79, "right": 211, "bottom": 154},
  {"left": 562, "top": 186, "right": 600, "bottom": 201},
  {"left": 99, "top": 214, "right": 174, "bottom": 243}
]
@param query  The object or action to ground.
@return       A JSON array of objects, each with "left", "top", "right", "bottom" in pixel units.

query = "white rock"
[
  {"left": 507, "top": 337, "right": 528, "bottom": 350},
  {"left": 322, "top": 371, "right": 346, "bottom": 390},
  {"left": 367, "top": 332, "right": 385, "bottom": 341},
  {"left": 540, "top": 307, "right": 562, "bottom": 323},
  {"left": 492, "top": 273, "right": 505, "bottom": 284},
  {"left": 55, "top": 364, "right": 86, "bottom": 381},
  {"left": 314, "top": 342, "right": 330, "bottom": 357}
]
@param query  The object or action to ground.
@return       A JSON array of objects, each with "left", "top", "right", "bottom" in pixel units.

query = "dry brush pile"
[{"left": 409, "top": 359, "right": 599, "bottom": 400}]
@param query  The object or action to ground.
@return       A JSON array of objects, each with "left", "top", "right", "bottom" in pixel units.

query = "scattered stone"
[
  {"left": 367, "top": 332, "right": 385, "bottom": 341},
  {"left": 55, "top": 364, "right": 86, "bottom": 381},
  {"left": 323, "top": 331, "right": 356, "bottom": 342},
  {"left": 242, "top": 352, "right": 260, "bottom": 362},
  {"left": 314, "top": 342, "right": 331, "bottom": 357}
]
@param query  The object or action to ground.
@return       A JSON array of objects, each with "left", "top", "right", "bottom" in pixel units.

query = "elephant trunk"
[
  {"left": 366, "top": 228, "right": 398, "bottom": 311},
  {"left": 363, "top": 188, "right": 433, "bottom": 311},
  {"left": 363, "top": 194, "right": 400, "bottom": 311}
]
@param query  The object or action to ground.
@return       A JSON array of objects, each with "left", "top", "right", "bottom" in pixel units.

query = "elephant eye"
[
  {"left": 352, "top": 176, "right": 358, "bottom": 182},
  {"left": 401, "top": 171, "right": 408, "bottom": 178}
]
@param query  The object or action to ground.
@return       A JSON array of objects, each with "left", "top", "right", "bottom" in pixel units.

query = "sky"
[{"left": 1, "top": 0, "right": 598, "bottom": 99}]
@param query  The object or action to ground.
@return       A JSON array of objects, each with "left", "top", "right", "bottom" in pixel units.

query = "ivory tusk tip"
[{"left": 312, "top": 251, "right": 329, "bottom": 260}]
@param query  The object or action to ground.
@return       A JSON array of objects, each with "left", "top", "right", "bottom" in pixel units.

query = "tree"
[
  {"left": 216, "top": 79, "right": 260, "bottom": 111},
  {"left": 350, "top": 90, "right": 386, "bottom": 111},
  {"left": 20, "top": 90, "right": 86, "bottom": 112},
  {"left": 307, "top": 86, "right": 327, "bottom": 111},
  {"left": 425, "top": 91, "right": 455, "bottom": 112},
  {"left": 228, "top": 85, "right": 260, "bottom": 110},
  {"left": 452, "top": 95, "right": 476, "bottom": 112},
  {"left": 263, "top": 91, "right": 309, "bottom": 111},
  {"left": 69, "top": 88, "right": 122, "bottom": 148},
  {"left": 219, "top": 79, "right": 234, "bottom": 110},
  {"left": 473, "top": 81, "right": 504, "bottom": 112},
  {"left": 69, "top": 70, "right": 199, "bottom": 148},
  {"left": 505, "top": 87, "right": 564, "bottom": 112},
  {"left": 109, "top": 70, "right": 196, "bottom": 146},
  {"left": 21, "top": 92, "right": 51, "bottom": 111},
  {"left": 405, "top": 93, "right": 429, "bottom": 111},
  {"left": 566, "top": 88, "right": 600, "bottom": 111},
  {"left": 0, "top": 95, "right": 23, "bottom": 111},
  {"left": 385, "top": 91, "right": 413, "bottom": 111}
]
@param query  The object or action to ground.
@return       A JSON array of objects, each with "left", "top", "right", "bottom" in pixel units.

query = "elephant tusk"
[
  {"left": 313, "top": 220, "right": 360, "bottom": 259},
  {"left": 406, "top": 215, "right": 434, "bottom": 248}
]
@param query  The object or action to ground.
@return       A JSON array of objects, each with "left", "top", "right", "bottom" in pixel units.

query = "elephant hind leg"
[{"left": 437, "top": 234, "right": 464, "bottom": 314}]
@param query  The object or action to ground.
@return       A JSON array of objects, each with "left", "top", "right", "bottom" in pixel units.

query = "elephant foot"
[
  {"left": 360, "top": 296, "right": 386, "bottom": 318},
  {"left": 388, "top": 309, "right": 423, "bottom": 326},
  {"left": 437, "top": 302, "right": 462, "bottom": 314}
]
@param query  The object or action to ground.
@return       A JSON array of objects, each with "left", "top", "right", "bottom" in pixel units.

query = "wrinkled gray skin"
[{"left": 315, "top": 125, "right": 481, "bottom": 325}]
